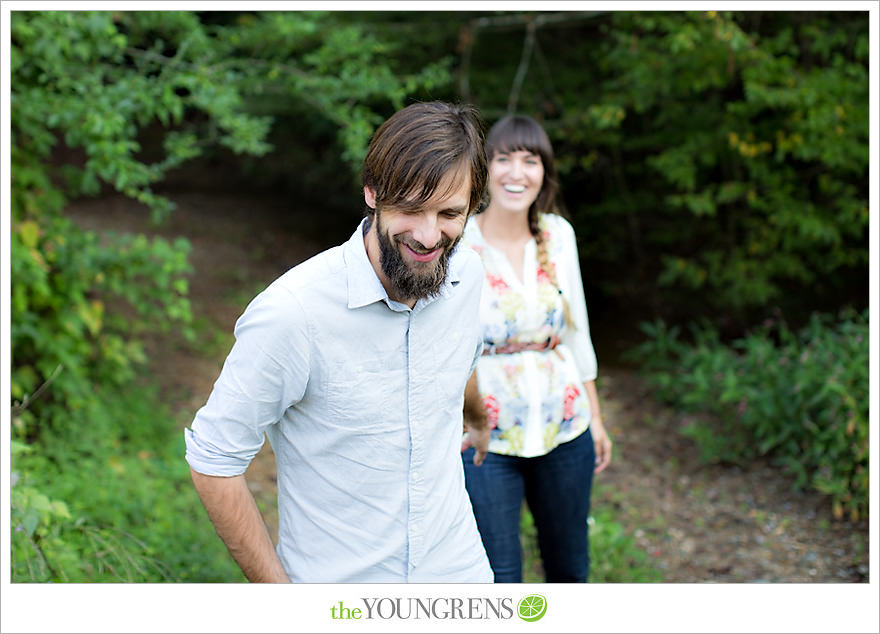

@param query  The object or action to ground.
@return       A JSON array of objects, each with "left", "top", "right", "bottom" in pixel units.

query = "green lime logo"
[{"left": 517, "top": 594, "right": 547, "bottom": 622}]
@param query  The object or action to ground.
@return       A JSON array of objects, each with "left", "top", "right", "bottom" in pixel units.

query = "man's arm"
[
  {"left": 462, "top": 370, "right": 490, "bottom": 466},
  {"left": 190, "top": 468, "right": 290, "bottom": 583}
]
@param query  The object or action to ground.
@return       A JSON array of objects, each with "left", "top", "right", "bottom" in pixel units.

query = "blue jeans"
[{"left": 462, "top": 428, "right": 595, "bottom": 583}]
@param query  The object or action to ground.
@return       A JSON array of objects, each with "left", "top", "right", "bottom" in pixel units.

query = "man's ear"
[{"left": 363, "top": 186, "right": 377, "bottom": 210}]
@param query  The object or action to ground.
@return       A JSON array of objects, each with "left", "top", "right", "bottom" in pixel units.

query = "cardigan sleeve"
[{"left": 553, "top": 216, "right": 598, "bottom": 382}]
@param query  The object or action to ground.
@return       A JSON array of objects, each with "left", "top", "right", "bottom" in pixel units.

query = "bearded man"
[{"left": 184, "top": 102, "right": 493, "bottom": 583}]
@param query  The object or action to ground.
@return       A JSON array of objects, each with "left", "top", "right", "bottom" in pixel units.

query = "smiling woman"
[
  {"left": 488, "top": 150, "right": 545, "bottom": 218},
  {"left": 460, "top": 114, "right": 612, "bottom": 583}
]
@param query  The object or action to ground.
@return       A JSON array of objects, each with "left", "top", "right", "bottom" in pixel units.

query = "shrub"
[
  {"left": 11, "top": 384, "right": 246, "bottom": 582},
  {"left": 629, "top": 308, "right": 869, "bottom": 520}
]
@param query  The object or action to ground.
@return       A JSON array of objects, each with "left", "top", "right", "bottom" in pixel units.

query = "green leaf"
[
  {"left": 18, "top": 221, "right": 40, "bottom": 248},
  {"left": 22, "top": 512, "right": 39, "bottom": 537}
]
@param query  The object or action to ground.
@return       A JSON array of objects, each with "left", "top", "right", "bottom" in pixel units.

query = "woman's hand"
[
  {"left": 590, "top": 417, "right": 612, "bottom": 473},
  {"left": 461, "top": 370, "right": 490, "bottom": 465},
  {"left": 461, "top": 423, "right": 490, "bottom": 466},
  {"left": 582, "top": 380, "right": 612, "bottom": 473}
]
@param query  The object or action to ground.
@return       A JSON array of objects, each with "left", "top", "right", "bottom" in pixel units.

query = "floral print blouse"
[{"left": 463, "top": 213, "right": 598, "bottom": 458}]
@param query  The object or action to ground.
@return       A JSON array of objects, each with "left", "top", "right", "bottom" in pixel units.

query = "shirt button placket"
[{"left": 406, "top": 310, "right": 426, "bottom": 572}]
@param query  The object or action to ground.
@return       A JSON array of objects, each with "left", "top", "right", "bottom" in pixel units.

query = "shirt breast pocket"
[{"left": 324, "top": 356, "right": 402, "bottom": 432}]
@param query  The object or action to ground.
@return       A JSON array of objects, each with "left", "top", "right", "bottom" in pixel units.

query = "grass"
[{"left": 521, "top": 491, "right": 665, "bottom": 583}]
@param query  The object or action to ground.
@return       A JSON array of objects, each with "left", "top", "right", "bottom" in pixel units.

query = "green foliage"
[
  {"left": 603, "top": 12, "right": 864, "bottom": 316},
  {"left": 458, "top": 11, "right": 867, "bottom": 320},
  {"left": 11, "top": 384, "right": 245, "bottom": 582},
  {"left": 596, "top": 12, "right": 867, "bottom": 316},
  {"left": 629, "top": 308, "right": 869, "bottom": 521},
  {"left": 521, "top": 503, "right": 664, "bottom": 582},
  {"left": 11, "top": 213, "right": 192, "bottom": 443},
  {"left": 199, "top": 12, "right": 453, "bottom": 167}
]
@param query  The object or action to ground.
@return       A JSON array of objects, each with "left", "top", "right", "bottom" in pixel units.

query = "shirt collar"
[{"left": 343, "top": 217, "right": 462, "bottom": 311}]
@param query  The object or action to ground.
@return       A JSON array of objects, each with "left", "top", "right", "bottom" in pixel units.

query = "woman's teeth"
[{"left": 503, "top": 185, "right": 525, "bottom": 193}]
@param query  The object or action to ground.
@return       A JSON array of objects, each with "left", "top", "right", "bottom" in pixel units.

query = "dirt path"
[
  {"left": 68, "top": 192, "right": 869, "bottom": 582},
  {"left": 595, "top": 371, "right": 868, "bottom": 582}
]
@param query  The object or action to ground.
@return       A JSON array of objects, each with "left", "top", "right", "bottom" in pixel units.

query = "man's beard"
[{"left": 375, "top": 212, "right": 461, "bottom": 302}]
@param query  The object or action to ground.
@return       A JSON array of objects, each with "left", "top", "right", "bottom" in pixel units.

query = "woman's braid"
[{"left": 531, "top": 212, "right": 575, "bottom": 330}]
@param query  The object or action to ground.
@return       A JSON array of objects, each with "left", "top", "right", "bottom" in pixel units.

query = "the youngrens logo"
[
  {"left": 517, "top": 594, "right": 547, "bottom": 622},
  {"left": 329, "top": 595, "right": 547, "bottom": 622}
]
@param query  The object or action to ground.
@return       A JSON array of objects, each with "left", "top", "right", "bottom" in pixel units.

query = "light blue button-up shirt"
[{"left": 185, "top": 220, "right": 493, "bottom": 583}]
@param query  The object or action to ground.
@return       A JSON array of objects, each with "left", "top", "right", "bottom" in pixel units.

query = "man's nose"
[{"left": 411, "top": 213, "right": 442, "bottom": 249}]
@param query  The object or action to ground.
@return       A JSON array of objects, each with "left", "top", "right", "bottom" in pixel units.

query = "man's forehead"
[{"left": 427, "top": 168, "right": 471, "bottom": 206}]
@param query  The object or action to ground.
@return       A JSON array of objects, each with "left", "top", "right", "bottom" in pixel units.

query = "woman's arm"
[
  {"left": 583, "top": 379, "right": 612, "bottom": 473},
  {"left": 554, "top": 217, "right": 598, "bottom": 380},
  {"left": 462, "top": 370, "right": 490, "bottom": 466}
]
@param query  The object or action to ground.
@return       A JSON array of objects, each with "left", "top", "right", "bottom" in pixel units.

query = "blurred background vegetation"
[{"left": 9, "top": 10, "right": 869, "bottom": 582}]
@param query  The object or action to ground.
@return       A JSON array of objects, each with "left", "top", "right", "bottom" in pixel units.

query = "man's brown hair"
[{"left": 362, "top": 101, "right": 487, "bottom": 216}]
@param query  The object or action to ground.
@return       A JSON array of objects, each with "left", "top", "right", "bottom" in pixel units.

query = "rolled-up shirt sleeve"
[{"left": 185, "top": 284, "right": 310, "bottom": 476}]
